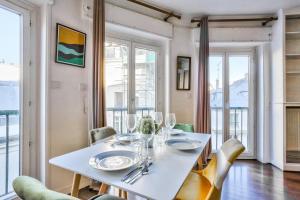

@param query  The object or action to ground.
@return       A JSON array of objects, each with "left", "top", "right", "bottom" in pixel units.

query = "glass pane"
[
  {"left": 105, "top": 41, "right": 129, "bottom": 133},
  {"left": 209, "top": 56, "right": 224, "bottom": 152},
  {"left": 0, "top": 7, "right": 21, "bottom": 196},
  {"left": 135, "top": 47, "right": 156, "bottom": 119},
  {"left": 229, "top": 55, "right": 249, "bottom": 151}
]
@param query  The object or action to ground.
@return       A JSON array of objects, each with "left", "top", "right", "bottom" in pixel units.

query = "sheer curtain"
[{"left": 196, "top": 16, "right": 211, "bottom": 165}]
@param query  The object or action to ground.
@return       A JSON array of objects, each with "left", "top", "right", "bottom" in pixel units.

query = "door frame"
[
  {"left": 0, "top": 0, "right": 34, "bottom": 197},
  {"left": 0, "top": 0, "right": 37, "bottom": 177},
  {"left": 210, "top": 47, "right": 256, "bottom": 158}
]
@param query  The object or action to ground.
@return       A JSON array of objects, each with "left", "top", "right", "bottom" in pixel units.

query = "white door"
[
  {"left": 105, "top": 38, "right": 159, "bottom": 133},
  {"left": 209, "top": 49, "right": 255, "bottom": 158},
  {"left": 0, "top": 1, "right": 31, "bottom": 198}
]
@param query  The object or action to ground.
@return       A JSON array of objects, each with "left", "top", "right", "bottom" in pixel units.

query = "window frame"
[{"left": 210, "top": 47, "right": 256, "bottom": 159}]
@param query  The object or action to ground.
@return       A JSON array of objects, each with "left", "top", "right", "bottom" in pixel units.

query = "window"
[
  {"left": 0, "top": 2, "right": 31, "bottom": 198},
  {"left": 105, "top": 39, "right": 158, "bottom": 133},
  {"left": 209, "top": 49, "right": 254, "bottom": 158}
]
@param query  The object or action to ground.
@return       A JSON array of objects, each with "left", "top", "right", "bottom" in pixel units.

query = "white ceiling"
[
  {"left": 26, "top": 0, "right": 300, "bottom": 16},
  {"left": 113, "top": 0, "right": 300, "bottom": 16},
  {"left": 26, "top": 0, "right": 46, "bottom": 5}
]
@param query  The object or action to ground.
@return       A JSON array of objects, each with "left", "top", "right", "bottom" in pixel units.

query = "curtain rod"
[
  {"left": 191, "top": 17, "right": 278, "bottom": 26},
  {"left": 127, "top": 0, "right": 181, "bottom": 21}
]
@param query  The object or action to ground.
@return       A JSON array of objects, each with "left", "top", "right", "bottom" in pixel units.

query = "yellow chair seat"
[{"left": 175, "top": 171, "right": 211, "bottom": 200}]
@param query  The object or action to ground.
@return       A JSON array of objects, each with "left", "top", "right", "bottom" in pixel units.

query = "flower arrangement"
[{"left": 137, "top": 115, "right": 155, "bottom": 135}]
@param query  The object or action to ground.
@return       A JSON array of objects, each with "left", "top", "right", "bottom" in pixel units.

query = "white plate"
[
  {"left": 89, "top": 150, "right": 138, "bottom": 171},
  {"left": 165, "top": 139, "right": 202, "bottom": 150},
  {"left": 117, "top": 133, "right": 140, "bottom": 142},
  {"left": 170, "top": 129, "right": 184, "bottom": 136}
]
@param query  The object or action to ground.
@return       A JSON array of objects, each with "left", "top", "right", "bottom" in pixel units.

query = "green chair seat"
[
  {"left": 174, "top": 123, "right": 194, "bottom": 132},
  {"left": 13, "top": 176, "right": 123, "bottom": 200}
]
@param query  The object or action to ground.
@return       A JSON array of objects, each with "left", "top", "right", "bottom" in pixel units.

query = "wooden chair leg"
[
  {"left": 98, "top": 183, "right": 109, "bottom": 195},
  {"left": 197, "top": 158, "right": 203, "bottom": 170},
  {"left": 71, "top": 173, "right": 81, "bottom": 197},
  {"left": 122, "top": 190, "right": 128, "bottom": 199},
  {"left": 118, "top": 188, "right": 122, "bottom": 197}
]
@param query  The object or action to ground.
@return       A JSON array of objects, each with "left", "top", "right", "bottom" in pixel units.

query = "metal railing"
[
  {"left": 0, "top": 110, "right": 19, "bottom": 197},
  {"left": 106, "top": 107, "right": 154, "bottom": 133},
  {"left": 211, "top": 107, "right": 248, "bottom": 151}
]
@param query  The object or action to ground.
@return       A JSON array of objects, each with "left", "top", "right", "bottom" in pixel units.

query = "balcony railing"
[
  {"left": 211, "top": 107, "right": 248, "bottom": 151},
  {"left": 106, "top": 107, "right": 154, "bottom": 133},
  {"left": 0, "top": 110, "right": 19, "bottom": 197}
]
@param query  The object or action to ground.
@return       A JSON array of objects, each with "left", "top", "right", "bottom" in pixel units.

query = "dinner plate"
[
  {"left": 117, "top": 133, "right": 140, "bottom": 142},
  {"left": 165, "top": 139, "right": 202, "bottom": 150},
  {"left": 89, "top": 150, "right": 138, "bottom": 171},
  {"left": 169, "top": 129, "right": 184, "bottom": 136}
]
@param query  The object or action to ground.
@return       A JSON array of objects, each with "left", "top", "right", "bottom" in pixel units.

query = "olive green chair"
[
  {"left": 13, "top": 176, "right": 124, "bottom": 200},
  {"left": 89, "top": 126, "right": 117, "bottom": 145},
  {"left": 174, "top": 123, "right": 194, "bottom": 132}
]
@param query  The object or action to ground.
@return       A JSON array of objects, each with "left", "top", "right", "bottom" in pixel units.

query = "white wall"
[
  {"left": 46, "top": 0, "right": 92, "bottom": 191},
  {"left": 170, "top": 26, "right": 195, "bottom": 124},
  {"left": 256, "top": 43, "right": 271, "bottom": 163},
  {"left": 270, "top": 9, "right": 285, "bottom": 170}
]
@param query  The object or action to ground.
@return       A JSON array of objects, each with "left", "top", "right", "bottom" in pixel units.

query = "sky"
[
  {"left": 209, "top": 55, "right": 249, "bottom": 89},
  {"left": 0, "top": 7, "right": 20, "bottom": 81}
]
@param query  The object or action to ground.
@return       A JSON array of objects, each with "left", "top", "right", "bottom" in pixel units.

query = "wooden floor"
[
  {"left": 221, "top": 160, "right": 300, "bottom": 200},
  {"left": 79, "top": 160, "right": 300, "bottom": 200}
]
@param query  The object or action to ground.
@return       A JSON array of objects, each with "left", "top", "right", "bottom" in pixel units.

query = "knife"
[
  {"left": 121, "top": 165, "right": 143, "bottom": 182},
  {"left": 125, "top": 162, "right": 153, "bottom": 184}
]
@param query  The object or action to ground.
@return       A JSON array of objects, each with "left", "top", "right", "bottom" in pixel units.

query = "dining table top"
[{"left": 49, "top": 132, "right": 210, "bottom": 200}]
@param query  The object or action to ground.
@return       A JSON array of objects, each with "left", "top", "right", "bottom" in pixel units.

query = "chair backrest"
[
  {"left": 202, "top": 138, "right": 245, "bottom": 200},
  {"left": 13, "top": 176, "right": 79, "bottom": 200},
  {"left": 89, "top": 126, "right": 117, "bottom": 145},
  {"left": 174, "top": 123, "right": 194, "bottom": 132}
]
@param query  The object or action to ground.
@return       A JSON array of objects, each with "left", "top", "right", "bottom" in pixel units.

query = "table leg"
[
  {"left": 71, "top": 173, "right": 81, "bottom": 197},
  {"left": 98, "top": 183, "right": 109, "bottom": 195}
]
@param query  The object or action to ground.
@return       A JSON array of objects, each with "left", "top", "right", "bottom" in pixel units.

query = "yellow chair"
[{"left": 175, "top": 138, "right": 245, "bottom": 200}]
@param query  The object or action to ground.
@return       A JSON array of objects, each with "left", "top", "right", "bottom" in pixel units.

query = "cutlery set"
[{"left": 122, "top": 161, "right": 152, "bottom": 184}]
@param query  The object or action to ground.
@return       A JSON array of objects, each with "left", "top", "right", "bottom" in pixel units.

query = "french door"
[
  {"left": 105, "top": 38, "right": 158, "bottom": 133},
  {"left": 0, "top": 1, "right": 31, "bottom": 198},
  {"left": 209, "top": 49, "right": 255, "bottom": 158}
]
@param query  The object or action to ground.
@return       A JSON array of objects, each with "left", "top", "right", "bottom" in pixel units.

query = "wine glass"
[
  {"left": 154, "top": 112, "right": 163, "bottom": 130},
  {"left": 126, "top": 114, "right": 136, "bottom": 142},
  {"left": 139, "top": 117, "right": 155, "bottom": 160},
  {"left": 165, "top": 113, "right": 176, "bottom": 131}
]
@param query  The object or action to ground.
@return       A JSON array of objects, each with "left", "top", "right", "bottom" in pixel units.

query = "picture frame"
[
  {"left": 176, "top": 56, "right": 191, "bottom": 90},
  {"left": 55, "top": 23, "right": 86, "bottom": 68}
]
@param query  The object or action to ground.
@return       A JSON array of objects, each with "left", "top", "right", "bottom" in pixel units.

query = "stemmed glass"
[
  {"left": 154, "top": 112, "right": 163, "bottom": 131},
  {"left": 165, "top": 113, "right": 176, "bottom": 131},
  {"left": 142, "top": 132, "right": 154, "bottom": 160},
  {"left": 139, "top": 117, "right": 155, "bottom": 160},
  {"left": 126, "top": 114, "right": 136, "bottom": 143}
]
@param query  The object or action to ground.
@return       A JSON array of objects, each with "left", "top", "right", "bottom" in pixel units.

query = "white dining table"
[{"left": 49, "top": 133, "right": 210, "bottom": 200}]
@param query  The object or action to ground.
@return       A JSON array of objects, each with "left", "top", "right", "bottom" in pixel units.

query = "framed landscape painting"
[{"left": 55, "top": 23, "right": 86, "bottom": 68}]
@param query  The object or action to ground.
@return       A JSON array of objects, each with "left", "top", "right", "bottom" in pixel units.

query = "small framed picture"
[
  {"left": 55, "top": 23, "right": 86, "bottom": 68},
  {"left": 176, "top": 56, "right": 191, "bottom": 90}
]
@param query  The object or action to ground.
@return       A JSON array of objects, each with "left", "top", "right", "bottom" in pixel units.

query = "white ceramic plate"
[
  {"left": 89, "top": 150, "right": 138, "bottom": 171},
  {"left": 165, "top": 139, "right": 202, "bottom": 150},
  {"left": 117, "top": 133, "right": 140, "bottom": 142},
  {"left": 170, "top": 129, "right": 184, "bottom": 136}
]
